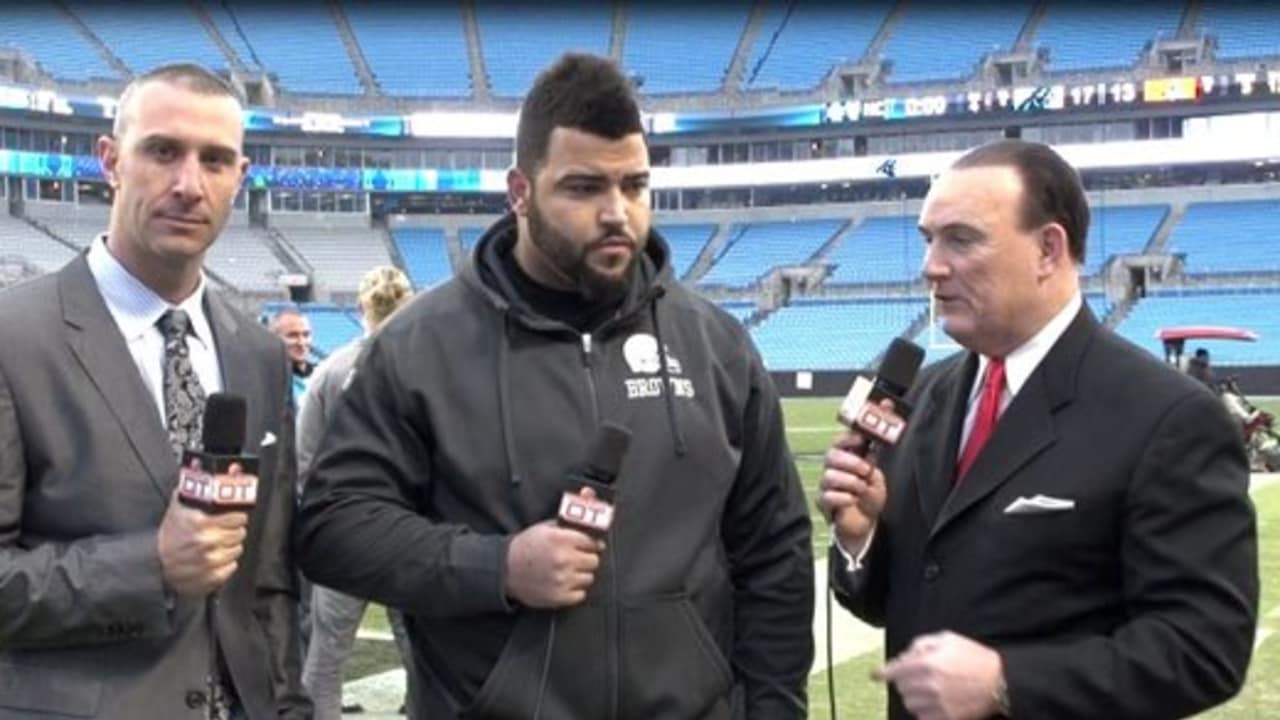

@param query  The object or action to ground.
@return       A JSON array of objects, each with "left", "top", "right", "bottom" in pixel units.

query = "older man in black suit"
[{"left": 819, "top": 140, "right": 1258, "bottom": 720}]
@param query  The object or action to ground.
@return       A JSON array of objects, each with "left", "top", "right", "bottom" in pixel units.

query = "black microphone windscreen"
[
  {"left": 877, "top": 338, "right": 925, "bottom": 398},
  {"left": 202, "top": 393, "right": 247, "bottom": 455},
  {"left": 584, "top": 422, "right": 633, "bottom": 485}
]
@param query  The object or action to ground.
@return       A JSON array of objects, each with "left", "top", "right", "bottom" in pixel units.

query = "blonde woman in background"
[{"left": 297, "top": 265, "right": 416, "bottom": 719}]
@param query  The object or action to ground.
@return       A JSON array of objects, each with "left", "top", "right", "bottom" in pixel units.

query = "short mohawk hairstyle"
[{"left": 516, "top": 53, "right": 645, "bottom": 174}]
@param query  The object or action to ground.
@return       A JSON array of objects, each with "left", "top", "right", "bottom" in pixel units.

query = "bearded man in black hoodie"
[{"left": 297, "top": 53, "right": 814, "bottom": 720}]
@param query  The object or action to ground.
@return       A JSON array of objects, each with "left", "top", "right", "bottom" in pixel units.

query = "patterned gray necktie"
[{"left": 157, "top": 309, "right": 206, "bottom": 460}]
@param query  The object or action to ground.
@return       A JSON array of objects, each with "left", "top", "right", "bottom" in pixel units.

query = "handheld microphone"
[
  {"left": 557, "top": 422, "right": 632, "bottom": 537},
  {"left": 836, "top": 338, "right": 925, "bottom": 452},
  {"left": 178, "top": 393, "right": 259, "bottom": 513}
]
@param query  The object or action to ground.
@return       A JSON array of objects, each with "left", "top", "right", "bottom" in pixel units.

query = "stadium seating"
[
  {"left": 343, "top": 1, "right": 472, "bottom": 97},
  {"left": 297, "top": 304, "right": 364, "bottom": 356},
  {"left": 1166, "top": 199, "right": 1280, "bottom": 274},
  {"left": 212, "top": 3, "right": 360, "bottom": 94},
  {"left": 752, "top": 297, "right": 927, "bottom": 370},
  {"left": 276, "top": 223, "right": 394, "bottom": 293},
  {"left": 0, "top": 213, "right": 75, "bottom": 273},
  {"left": 200, "top": 0, "right": 259, "bottom": 69},
  {"left": 1196, "top": 2, "right": 1280, "bottom": 60},
  {"left": 1084, "top": 204, "right": 1168, "bottom": 274},
  {"left": 475, "top": 1, "right": 612, "bottom": 98},
  {"left": 1036, "top": 2, "right": 1182, "bottom": 73},
  {"left": 623, "top": 3, "right": 749, "bottom": 94},
  {"left": 881, "top": 1, "right": 1029, "bottom": 84},
  {"left": 824, "top": 215, "right": 925, "bottom": 285},
  {"left": 67, "top": 3, "right": 228, "bottom": 75},
  {"left": 700, "top": 219, "right": 844, "bottom": 287},
  {"left": 660, "top": 223, "right": 716, "bottom": 280},
  {"left": 744, "top": 0, "right": 893, "bottom": 90},
  {"left": 204, "top": 223, "right": 290, "bottom": 293},
  {"left": 392, "top": 227, "right": 454, "bottom": 289},
  {"left": 0, "top": 4, "right": 117, "bottom": 81},
  {"left": 1115, "top": 288, "right": 1280, "bottom": 365},
  {"left": 460, "top": 227, "right": 485, "bottom": 254},
  {"left": 22, "top": 203, "right": 108, "bottom": 247},
  {"left": 718, "top": 301, "right": 756, "bottom": 325}
]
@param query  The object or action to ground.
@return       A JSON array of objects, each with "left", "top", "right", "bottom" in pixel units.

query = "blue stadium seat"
[
  {"left": 67, "top": 3, "right": 228, "bottom": 75},
  {"left": 1166, "top": 200, "right": 1280, "bottom": 274},
  {"left": 475, "top": 1, "right": 612, "bottom": 98},
  {"left": 200, "top": 0, "right": 260, "bottom": 69},
  {"left": 881, "top": 1, "right": 1030, "bottom": 84},
  {"left": 824, "top": 215, "right": 924, "bottom": 285},
  {"left": 913, "top": 291, "right": 1112, "bottom": 364},
  {"left": 1115, "top": 288, "right": 1280, "bottom": 365},
  {"left": 343, "top": 1, "right": 471, "bottom": 97},
  {"left": 302, "top": 306, "right": 364, "bottom": 357},
  {"left": 1084, "top": 204, "right": 1168, "bottom": 275},
  {"left": 460, "top": 227, "right": 486, "bottom": 255},
  {"left": 659, "top": 223, "right": 716, "bottom": 280},
  {"left": 718, "top": 301, "right": 756, "bottom": 325},
  {"left": 744, "top": 0, "right": 893, "bottom": 91},
  {"left": 623, "top": 3, "right": 750, "bottom": 94},
  {"left": 1036, "top": 2, "right": 1182, "bottom": 73},
  {"left": 1196, "top": 1, "right": 1280, "bottom": 60},
  {"left": 753, "top": 297, "right": 926, "bottom": 370},
  {"left": 700, "top": 219, "right": 845, "bottom": 287},
  {"left": 212, "top": 3, "right": 361, "bottom": 94},
  {"left": 392, "top": 228, "right": 455, "bottom": 289},
  {"left": 0, "top": 4, "right": 118, "bottom": 81}
]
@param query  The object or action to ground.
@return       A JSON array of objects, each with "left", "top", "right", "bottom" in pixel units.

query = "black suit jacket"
[
  {"left": 832, "top": 308, "right": 1258, "bottom": 719},
  {"left": 0, "top": 256, "right": 310, "bottom": 719}
]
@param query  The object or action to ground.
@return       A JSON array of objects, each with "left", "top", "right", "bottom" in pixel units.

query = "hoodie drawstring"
[
  {"left": 497, "top": 312, "right": 522, "bottom": 485},
  {"left": 650, "top": 301, "right": 688, "bottom": 457}
]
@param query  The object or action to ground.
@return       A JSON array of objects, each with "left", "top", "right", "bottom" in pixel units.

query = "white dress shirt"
[
  {"left": 836, "top": 291, "right": 1084, "bottom": 571},
  {"left": 86, "top": 235, "right": 224, "bottom": 425}
]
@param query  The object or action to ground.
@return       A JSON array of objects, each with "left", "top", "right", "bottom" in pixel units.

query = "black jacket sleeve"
[
  {"left": 294, "top": 333, "right": 511, "bottom": 618},
  {"left": 721, "top": 348, "right": 815, "bottom": 719}
]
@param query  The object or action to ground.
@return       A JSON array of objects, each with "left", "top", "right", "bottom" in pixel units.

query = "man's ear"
[
  {"left": 507, "top": 167, "right": 531, "bottom": 216},
  {"left": 1037, "top": 222, "right": 1071, "bottom": 278},
  {"left": 97, "top": 135, "right": 120, "bottom": 189}
]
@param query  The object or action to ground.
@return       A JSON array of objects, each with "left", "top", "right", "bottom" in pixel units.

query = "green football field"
[{"left": 349, "top": 397, "right": 1280, "bottom": 719}]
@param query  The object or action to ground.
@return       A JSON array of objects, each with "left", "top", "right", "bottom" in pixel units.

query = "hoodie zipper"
[{"left": 581, "top": 332, "right": 619, "bottom": 720}]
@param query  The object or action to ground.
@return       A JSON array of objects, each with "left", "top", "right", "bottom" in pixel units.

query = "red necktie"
[{"left": 956, "top": 357, "right": 1006, "bottom": 482}]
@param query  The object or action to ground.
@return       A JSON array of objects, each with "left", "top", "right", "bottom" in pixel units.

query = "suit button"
[
  {"left": 923, "top": 562, "right": 941, "bottom": 582},
  {"left": 186, "top": 691, "right": 206, "bottom": 709}
]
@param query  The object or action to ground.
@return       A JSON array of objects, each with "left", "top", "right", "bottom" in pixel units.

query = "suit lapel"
[
  {"left": 59, "top": 255, "right": 177, "bottom": 500},
  {"left": 928, "top": 307, "right": 1097, "bottom": 541},
  {"left": 912, "top": 353, "right": 976, "bottom": 529},
  {"left": 205, "top": 293, "right": 264, "bottom": 449}
]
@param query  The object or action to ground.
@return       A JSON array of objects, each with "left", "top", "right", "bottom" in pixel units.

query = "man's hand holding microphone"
[
  {"left": 504, "top": 423, "right": 631, "bottom": 609},
  {"left": 157, "top": 393, "right": 257, "bottom": 597}
]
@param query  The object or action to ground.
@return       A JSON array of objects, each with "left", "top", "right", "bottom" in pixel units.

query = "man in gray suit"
[{"left": 0, "top": 64, "right": 310, "bottom": 719}]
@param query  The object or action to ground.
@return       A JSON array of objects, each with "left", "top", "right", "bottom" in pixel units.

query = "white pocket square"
[
  {"left": 1003, "top": 494, "right": 1075, "bottom": 515},
  {"left": 261, "top": 431, "right": 277, "bottom": 447}
]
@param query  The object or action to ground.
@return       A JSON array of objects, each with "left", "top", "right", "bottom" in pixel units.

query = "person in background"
[
  {"left": 270, "top": 307, "right": 314, "bottom": 399},
  {"left": 297, "top": 266, "right": 418, "bottom": 719}
]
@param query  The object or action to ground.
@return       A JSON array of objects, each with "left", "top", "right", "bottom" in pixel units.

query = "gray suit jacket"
[{"left": 0, "top": 255, "right": 311, "bottom": 719}]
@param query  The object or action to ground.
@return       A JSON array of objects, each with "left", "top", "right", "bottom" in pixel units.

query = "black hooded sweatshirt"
[{"left": 297, "top": 215, "right": 814, "bottom": 719}]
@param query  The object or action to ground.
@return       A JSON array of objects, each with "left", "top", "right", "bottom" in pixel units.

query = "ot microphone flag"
[{"left": 178, "top": 393, "right": 258, "bottom": 513}]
